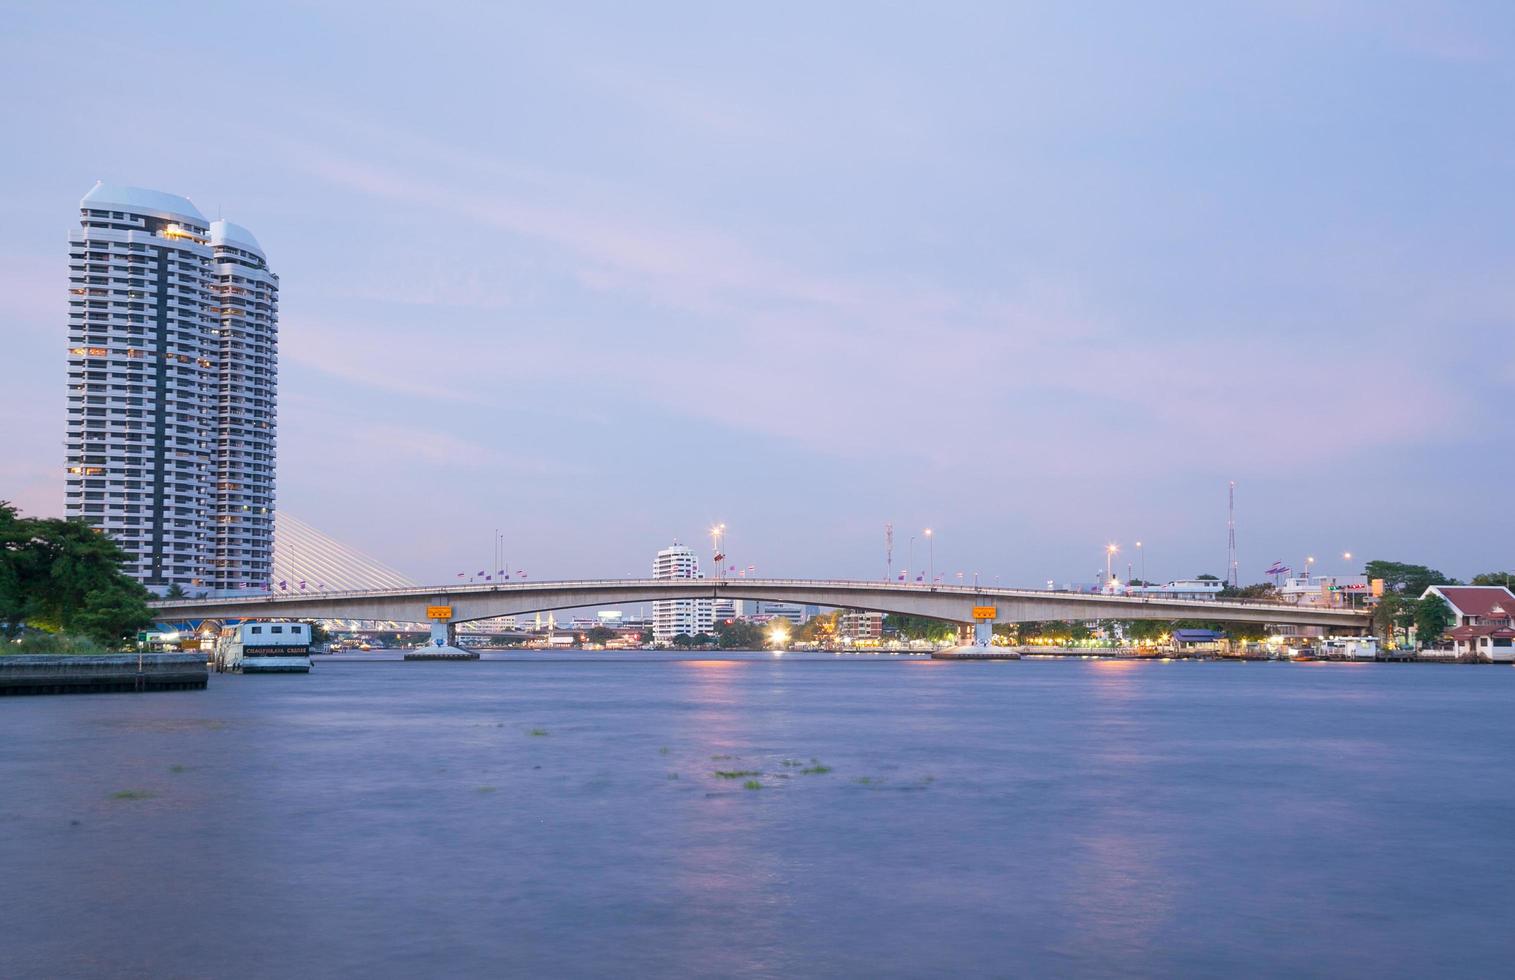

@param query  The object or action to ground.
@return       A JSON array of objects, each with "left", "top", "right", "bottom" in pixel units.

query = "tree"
[
  {"left": 1470, "top": 571, "right": 1514, "bottom": 589},
  {"left": 1413, "top": 594, "right": 1454, "bottom": 650},
  {"left": 1363, "top": 560, "right": 1456, "bottom": 596},
  {"left": 671, "top": 632, "right": 694, "bottom": 648},
  {"left": 1372, "top": 594, "right": 1405, "bottom": 645},
  {"left": 303, "top": 620, "right": 329, "bottom": 644},
  {"left": 796, "top": 610, "right": 842, "bottom": 642},
  {"left": 1219, "top": 582, "right": 1279, "bottom": 601},
  {"left": 713, "top": 620, "right": 765, "bottom": 649},
  {"left": 0, "top": 503, "right": 152, "bottom": 645},
  {"left": 1195, "top": 574, "right": 1221, "bottom": 582},
  {"left": 0, "top": 502, "right": 36, "bottom": 637},
  {"left": 584, "top": 626, "right": 617, "bottom": 646},
  {"left": 881, "top": 613, "right": 955, "bottom": 642},
  {"left": 164, "top": 583, "right": 187, "bottom": 598},
  {"left": 1123, "top": 620, "right": 1169, "bottom": 642}
]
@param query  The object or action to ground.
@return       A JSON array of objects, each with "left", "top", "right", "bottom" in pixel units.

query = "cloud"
[{"left": 269, "top": 128, "right": 1486, "bottom": 476}]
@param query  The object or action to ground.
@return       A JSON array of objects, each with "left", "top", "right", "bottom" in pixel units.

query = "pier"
[{"left": 0, "top": 653, "right": 208, "bottom": 696}]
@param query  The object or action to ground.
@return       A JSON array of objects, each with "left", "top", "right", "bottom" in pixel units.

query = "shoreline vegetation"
[{"left": 2, "top": 501, "right": 152, "bottom": 655}]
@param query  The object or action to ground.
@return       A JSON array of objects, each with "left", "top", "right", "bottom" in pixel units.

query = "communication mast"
[
  {"left": 1227, "top": 481, "right": 1239, "bottom": 588},
  {"left": 885, "top": 523, "right": 894, "bottom": 581}
]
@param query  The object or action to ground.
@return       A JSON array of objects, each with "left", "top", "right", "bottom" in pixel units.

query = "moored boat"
[{"left": 213, "top": 622, "right": 313, "bottom": 673}]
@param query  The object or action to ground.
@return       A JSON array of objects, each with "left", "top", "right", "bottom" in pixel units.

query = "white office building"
[
  {"left": 755, "top": 601, "right": 807, "bottom": 625},
  {"left": 711, "top": 597, "right": 746, "bottom": 622},
  {"left": 65, "top": 183, "right": 276, "bottom": 593},
  {"left": 652, "top": 542, "right": 713, "bottom": 641}
]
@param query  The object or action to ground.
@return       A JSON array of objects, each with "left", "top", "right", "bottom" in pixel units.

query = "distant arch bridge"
[{"left": 151, "top": 579, "right": 1370, "bottom": 633}]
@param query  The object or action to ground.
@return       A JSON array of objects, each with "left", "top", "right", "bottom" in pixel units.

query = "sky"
[{"left": 1, "top": 1, "right": 1511, "bottom": 588}]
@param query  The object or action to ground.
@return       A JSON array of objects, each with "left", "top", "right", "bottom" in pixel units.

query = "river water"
[{"left": 4, "top": 653, "right": 1514, "bottom": 978}]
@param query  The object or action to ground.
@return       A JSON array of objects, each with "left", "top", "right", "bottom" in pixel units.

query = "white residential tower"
[{"left": 65, "top": 182, "right": 277, "bottom": 593}]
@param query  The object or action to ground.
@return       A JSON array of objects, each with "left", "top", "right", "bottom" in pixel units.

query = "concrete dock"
[
  {"left": 0, "top": 653, "right": 208, "bottom": 695},
  {"left": 932, "top": 646, "right": 1023, "bottom": 660}
]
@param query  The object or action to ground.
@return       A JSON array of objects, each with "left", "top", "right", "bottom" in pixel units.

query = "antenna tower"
[
  {"left": 885, "top": 523, "right": 894, "bottom": 581},
  {"left": 1227, "top": 481, "right": 1239, "bottom": 587}
]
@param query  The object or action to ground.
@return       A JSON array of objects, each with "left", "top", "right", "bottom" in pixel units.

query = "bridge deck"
[{"left": 151, "top": 578, "right": 1370, "bottom": 630}]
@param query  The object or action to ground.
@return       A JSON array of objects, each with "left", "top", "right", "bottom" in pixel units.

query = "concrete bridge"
[{"left": 151, "top": 578, "right": 1369, "bottom": 643}]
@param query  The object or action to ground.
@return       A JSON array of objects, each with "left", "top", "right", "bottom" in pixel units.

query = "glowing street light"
[
  {"left": 924, "top": 528, "right": 934, "bottom": 586},
  {"left": 1105, "top": 542, "right": 1119, "bottom": 583},
  {"left": 709, "top": 523, "right": 727, "bottom": 579}
]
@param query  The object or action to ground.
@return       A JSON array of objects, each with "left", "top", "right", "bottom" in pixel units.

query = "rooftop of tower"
[
  {"left": 80, "top": 181, "right": 205, "bottom": 225},
  {"left": 210, "top": 218, "right": 262, "bottom": 254}
]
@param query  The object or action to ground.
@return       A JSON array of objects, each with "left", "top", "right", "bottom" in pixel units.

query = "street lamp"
[
  {"left": 1106, "top": 543, "right": 1119, "bottom": 586},
  {"left": 924, "top": 529, "right": 934, "bottom": 586},
  {"left": 908, "top": 535, "right": 915, "bottom": 583},
  {"left": 1135, "top": 540, "right": 1145, "bottom": 586},
  {"left": 709, "top": 523, "right": 726, "bottom": 580}
]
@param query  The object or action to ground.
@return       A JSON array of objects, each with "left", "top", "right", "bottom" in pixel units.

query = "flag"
[
  {"left": 457, "top": 572, "right": 465, "bottom": 578},
  {"left": 485, "top": 575, "right": 492, "bottom": 581},
  {"left": 278, "top": 580, "right": 287, "bottom": 590},
  {"left": 898, "top": 572, "right": 905, "bottom": 581},
  {"left": 477, "top": 570, "right": 485, "bottom": 576}
]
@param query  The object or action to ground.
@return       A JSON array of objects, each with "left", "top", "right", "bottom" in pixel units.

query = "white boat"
[{"left": 213, "top": 622, "right": 312, "bottom": 673}]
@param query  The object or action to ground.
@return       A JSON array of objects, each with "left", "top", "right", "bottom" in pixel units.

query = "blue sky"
[{"left": 2, "top": 1, "right": 1510, "bottom": 586}]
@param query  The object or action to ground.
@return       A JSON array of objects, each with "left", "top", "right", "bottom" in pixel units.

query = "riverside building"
[
  {"left": 651, "top": 542, "right": 713, "bottom": 642},
  {"left": 65, "top": 183, "right": 277, "bottom": 594}
]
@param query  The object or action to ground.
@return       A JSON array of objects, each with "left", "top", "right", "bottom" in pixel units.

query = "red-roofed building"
[{"left": 1420, "top": 586, "right": 1515, "bottom": 661}]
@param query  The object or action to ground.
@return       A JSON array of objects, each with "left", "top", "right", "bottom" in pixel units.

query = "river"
[{"left": 4, "top": 653, "right": 1513, "bottom": 978}]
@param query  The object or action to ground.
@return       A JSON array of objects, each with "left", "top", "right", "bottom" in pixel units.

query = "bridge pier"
[
  {"left": 974, "top": 620, "right": 993, "bottom": 646},
  {"left": 428, "top": 619, "right": 456, "bottom": 649}
]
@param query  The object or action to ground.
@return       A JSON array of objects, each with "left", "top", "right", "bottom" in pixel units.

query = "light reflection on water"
[{"left": 3, "top": 653, "right": 1515, "bottom": 978}]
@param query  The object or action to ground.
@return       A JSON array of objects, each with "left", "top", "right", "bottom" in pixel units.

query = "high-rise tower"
[
  {"left": 65, "top": 182, "right": 276, "bottom": 594},
  {"left": 66, "top": 183, "right": 217, "bottom": 590},
  {"left": 209, "top": 219, "right": 279, "bottom": 591}
]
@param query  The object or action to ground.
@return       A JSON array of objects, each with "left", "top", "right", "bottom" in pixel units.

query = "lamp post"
[
  {"left": 1106, "top": 543, "right": 1119, "bottom": 588},
  {"left": 709, "top": 523, "right": 726, "bottom": 580},
  {"left": 924, "top": 529, "right": 934, "bottom": 586},
  {"left": 1136, "top": 540, "right": 1145, "bottom": 586},
  {"left": 908, "top": 535, "right": 915, "bottom": 584}
]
